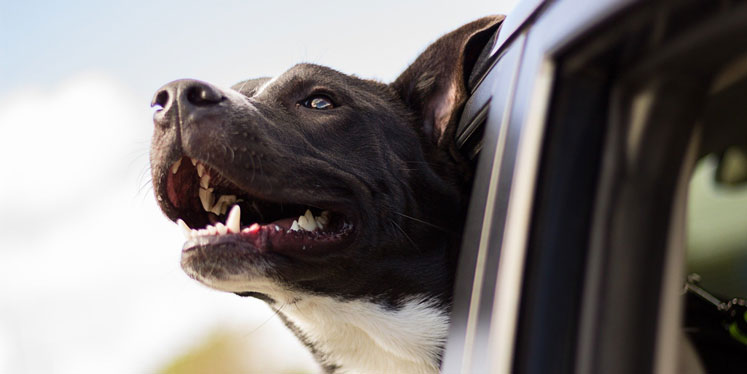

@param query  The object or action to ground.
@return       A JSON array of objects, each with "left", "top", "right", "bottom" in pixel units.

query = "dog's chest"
[{"left": 279, "top": 296, "right": 449, "bottom": 374}]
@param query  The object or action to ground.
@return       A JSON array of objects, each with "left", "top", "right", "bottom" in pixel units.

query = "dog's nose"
[{"left": 151, "top": 79, "right": 224, "bottom": 128}]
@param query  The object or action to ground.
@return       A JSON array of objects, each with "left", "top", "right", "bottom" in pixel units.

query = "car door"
[{"left": 445, "top": 0, "right": 747, "bottom": 373}]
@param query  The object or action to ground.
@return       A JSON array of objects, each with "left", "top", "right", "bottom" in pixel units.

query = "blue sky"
[
  {"left": 0, "top": 1, "right": 518, "bottom": 372},
  {"left": 1, "top": 0, "right": 515, "bottom": 96}
]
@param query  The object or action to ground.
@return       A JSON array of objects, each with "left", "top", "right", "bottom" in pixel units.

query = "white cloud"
[{"left": 0, "top": 72, "right": 140, "bottom": 201}]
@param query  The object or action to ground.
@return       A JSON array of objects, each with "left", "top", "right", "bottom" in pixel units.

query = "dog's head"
[{"left": 150, "top": 16, "right": 504, "bottom": 307}]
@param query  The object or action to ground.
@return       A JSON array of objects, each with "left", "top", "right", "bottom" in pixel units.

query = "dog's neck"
[{"left": 276, "top": 295, "right": 449, "bottom": 374}]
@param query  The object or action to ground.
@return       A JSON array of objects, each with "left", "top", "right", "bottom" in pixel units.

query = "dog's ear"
[{"left": 392, "top": 15, "right": 505, "bottom": 147}]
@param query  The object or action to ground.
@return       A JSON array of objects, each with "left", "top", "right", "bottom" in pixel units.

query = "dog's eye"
[{"left": 302, "top": 95, "right": 334, "bottom": 110}]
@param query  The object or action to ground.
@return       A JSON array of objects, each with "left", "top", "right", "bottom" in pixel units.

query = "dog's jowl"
[{"left": 150, "top": 16, "right": 504, "bottom": 374}]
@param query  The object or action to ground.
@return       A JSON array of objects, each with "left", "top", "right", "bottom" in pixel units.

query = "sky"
[{"left": 0, "top": 1, "right": 520, "bottom": 373}]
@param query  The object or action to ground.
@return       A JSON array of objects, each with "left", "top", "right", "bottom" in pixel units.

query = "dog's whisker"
[
  {"left": 236, "top": 80, "right": 249, "bottom": 95},
  {"left": 262, "top": 142, "right": 308, "bottom": 151},
  {"left": 137, "top": 178, "right": 153, "bottom": 196},
  {"left": 221, "top": 144, "right": 234, "bottom": 164},
  {"left": 127, "top": 149, "right": 151, "bottom": 165},
  {"left": 390, "top": 219, "right": 419, "bottom": 251},
  {"left": 136, "top": 166, "right": 151, "bottom": 186},
  {"left": 393, "top": 212, "right": 450, "bottom": 233},
  {"left": 137, "top": 184, "right": 155, "bottom": 203},
  {"left": 242, "top": 302, "right": 288, "bottom": 338},
  {"left": 205, "top": 259, "right": 221, "bottom": 282},
  {"left": 249, "top": 153, "right": 257, "bottom": 183},
  {"left": 255, "top": 152, "right": 263, "bottom": 179}
]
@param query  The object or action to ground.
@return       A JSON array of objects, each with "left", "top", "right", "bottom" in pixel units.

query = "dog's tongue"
[
  {"left": 238, "top": 219, "right": 354, "bottom": 254},
  {"left": 166, "top": 160, "right": 200, "bottom": 210}
]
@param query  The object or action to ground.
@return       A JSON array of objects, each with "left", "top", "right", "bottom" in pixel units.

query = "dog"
[{"left": 150, "top": 15, "right": 504, "bottom": 373}]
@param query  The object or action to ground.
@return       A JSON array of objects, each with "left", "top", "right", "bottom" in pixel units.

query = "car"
[{"left": 444, "top": 0, "right": 747, "bottom": 372}]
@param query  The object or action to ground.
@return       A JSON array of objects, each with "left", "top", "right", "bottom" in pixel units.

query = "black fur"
[{"left": 150, "top": 16, "right": 504, "bottom": 372}]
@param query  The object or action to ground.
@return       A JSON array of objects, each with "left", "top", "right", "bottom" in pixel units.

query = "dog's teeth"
[
  {"left": 315, "top": 216, "right": 326, "bottom": 229},
  {"left": 215, "top": 223, "right": 228, "bottom": 235},
  {"left": 207, "top": 225, "right": 217, "bottom": 235},
  {"left": 198, "top": 228, "right": 208, "bottom": 236},
  {"left": 190, "top": 158, "right": 198, "bottom": 166},
  {"left": 210, "top": 195, "right": 237, "bottom": 215},
  {"left": 200, "top": 173, "right": 210, "bottom": 189},
  {"left": 304, "top": 209, "right": 315, "bottom": 223},
  {"left": 290, "top": 220, "right": 300, "bottom": 231},
  {"left": 177, "top": 219, "right": 191, "bottom": 239},
  {"left": 297, "top": 215, "right": 309, "bottom": 231},
  {"left": 226, "top": 205, "right": 241, "bottom": 233},
  {"left": 199, "top": 187, "right": 214, "bottom": 211},
  {"left": 171, "top": 159, "right": 182, "bottom": 174},
  {"left": 298, "top": 210, "right": 318, "bottom": 231},
  {"left": 316, "top": 210, "right": 330, "bottom": 228},
  {"left": 197, "top": 163, "right": 205, "bottom": 178},
  {"left": 297, "top": 215, "right": 315, "bottom": 231}
]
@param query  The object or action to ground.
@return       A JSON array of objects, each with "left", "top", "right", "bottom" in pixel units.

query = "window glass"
[{"left": 687, "top": 149, "right": 747, "bottom": 296}]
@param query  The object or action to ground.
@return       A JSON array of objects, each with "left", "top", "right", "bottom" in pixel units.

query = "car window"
[
  {"left": 687, "top": 151, "right": 747, "bottom": 297},
  {"left": 445, "top": 1, "right": 747, "bottom": 374}
]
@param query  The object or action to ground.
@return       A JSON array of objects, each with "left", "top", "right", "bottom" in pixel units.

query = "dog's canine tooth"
[
  {"left": 177, "top": 219, "right": 191, "bottom": 239},
  {"left": 298, "top": 209, "right": 318, "bottom": 231},
  {"left": 297, "top": 215, "right": 310, "bottom": 231},
  {"left": 196, "top": 163, "right": 205, "bottom": 178},
  {"left": 290, "top": 220, "right": 300, "bottom": 231},
  {"left": 200, "top": 173, "right": 210, "bottom": 189},
  {"left": 215, "top": 223, "right": 228, "bottom": 235},
  {"left": 304, "top": 209, "right": 315, "bottom": 224},
  {"left": 226, "top": 205, "right": 241, "bottom": 233},
  {"left": 170, "top": 159, "right": 182, "bottom": 174},
  {"left": 210, "top": 195, "right": 237, "bottom": 216},
  {"left": 199, "top": 187, "right": 214, "bottom": 211}
]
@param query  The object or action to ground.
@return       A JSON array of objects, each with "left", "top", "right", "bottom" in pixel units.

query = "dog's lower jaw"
[{"left": 277, "top": 295, "right": 449, "bottom": 374}]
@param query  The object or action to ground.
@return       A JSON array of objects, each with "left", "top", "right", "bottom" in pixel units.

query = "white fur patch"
[
  {"left": 193, "top": 270, "right": 448, "bottom": 372},
  {"left": 281, "top": 295, "right": 448, "bottom": 374}
]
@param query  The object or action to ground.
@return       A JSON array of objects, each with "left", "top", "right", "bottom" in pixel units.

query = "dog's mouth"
[{"left": 163, "top": 156, "right": 355, "bottom": 256}]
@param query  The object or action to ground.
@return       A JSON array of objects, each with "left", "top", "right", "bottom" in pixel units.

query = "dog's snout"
[{"left": 151, "top": 79, "right": 225, "bottom": 128}]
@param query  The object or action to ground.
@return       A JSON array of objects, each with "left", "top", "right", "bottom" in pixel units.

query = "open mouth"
[{"left": 164, "top": 156, "right": 354, "bottom": 255}]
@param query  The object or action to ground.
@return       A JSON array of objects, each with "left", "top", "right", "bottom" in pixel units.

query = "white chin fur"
[
  {"left": 187, "top": 266, "right": 448, "bottom": 374},
  {"left": 280, "top": 295, "right": 448, "bottom": 374}
]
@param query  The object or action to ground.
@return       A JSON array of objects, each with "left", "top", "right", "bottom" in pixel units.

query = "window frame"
[{"left": 444, "top": 0, "right": 747, "bottom": 373}]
